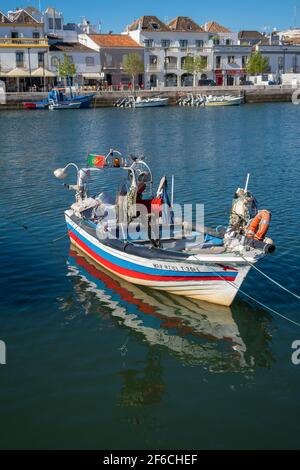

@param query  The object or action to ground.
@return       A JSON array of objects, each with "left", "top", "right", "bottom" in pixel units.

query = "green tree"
[
  {"left": 122, "top": 53, "right": 144, "bottom": 90},
  {"left": 57, "top": 54, "right": 77, "bottom": 85},
  {"left": 182, "top": 56, "right": 208, "bottom": 87},
  {"left": 246, "top": 52, "right": 269, "bottom": 76}
]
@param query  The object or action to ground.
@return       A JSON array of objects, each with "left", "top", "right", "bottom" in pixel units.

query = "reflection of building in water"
[
  {"left": 65, "top": 247, "right": 274, "bottom": 373},
  {"left": 118, "top": 349, "right": 165, "bottom": 407}
]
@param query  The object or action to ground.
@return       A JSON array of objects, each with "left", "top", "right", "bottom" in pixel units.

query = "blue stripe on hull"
[{"left": 67, "top": 223, "right": 238, "bottom": 280}]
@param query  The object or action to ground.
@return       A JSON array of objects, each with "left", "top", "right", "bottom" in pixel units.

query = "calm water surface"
[{"left": 0, "top": 104, "right": 299, "bottom": 449}]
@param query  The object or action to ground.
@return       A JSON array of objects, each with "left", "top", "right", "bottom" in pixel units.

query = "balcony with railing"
[
  {"left": 147, "top": 64, "right": 159, "bottom": 72},
  {"left": 0, "top": 38, "right": 49, "bottom": 48},
  {"left": 165, "top": 57, "right": 178, "bottom": 71},
  {"left": 165, "top": 63, "right": 179, "bottom": 71}
]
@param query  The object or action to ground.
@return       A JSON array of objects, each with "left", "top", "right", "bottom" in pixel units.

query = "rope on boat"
[
  {"left": 241, "top": 255, "right": 300, "bottom": 301},
  {"left": 50, "top": 232, "right": 69, "bottom": 244},
  {"left": 211, "top": 267, "right": 300, "bottom": 328}
]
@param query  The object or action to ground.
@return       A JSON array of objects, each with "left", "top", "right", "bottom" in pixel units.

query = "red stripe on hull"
[{"left": 69, "top": 230, "right": 234, "bottom": 283}]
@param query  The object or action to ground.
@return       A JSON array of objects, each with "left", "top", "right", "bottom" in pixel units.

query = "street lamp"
[{"left": 28, "top": 47, "right": 32, "bottom": 90}]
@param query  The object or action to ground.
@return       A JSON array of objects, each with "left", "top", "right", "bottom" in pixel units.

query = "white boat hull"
[
  {"left": 66, "top": 212, "right": 252, "bottom": 307},
  {"left": 134, "top": 99, "right": 169, "bottom": 108},
  {"left": 206, "top": 97, "right": 243, "bottom": 107}
]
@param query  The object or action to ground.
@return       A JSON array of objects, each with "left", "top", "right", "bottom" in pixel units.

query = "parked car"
[
  {"left": 198, "top": 79, "right": 216, "bottom": 87},
  {"left": 268, "top": 80, "right": 277, "bottom": 86},
  {"left": 243, "top": 80, "right": 254, "bottom": 86}
]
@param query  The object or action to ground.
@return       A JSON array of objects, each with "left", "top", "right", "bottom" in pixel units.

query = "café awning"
[
  {"left": 6, "top": 68, "right": 31, "bottom": 77},
  {"left": 31, "top": 67, "right": 56, "bottom": 77}
]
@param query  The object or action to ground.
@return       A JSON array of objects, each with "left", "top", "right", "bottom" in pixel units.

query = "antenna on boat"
[
  {"left": 171, "top": 175, "right": 174, "bottom": 207},
  {"left": 244, "top": 173, "right": 250, "bottom": 192}
]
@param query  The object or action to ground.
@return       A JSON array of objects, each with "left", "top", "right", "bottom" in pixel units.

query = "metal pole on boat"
[
  {"left": 171, "top": 175, "right": 174, "bottom": 207},
  {"left": 245, "top": 173, "right": 250, "bottom": 192}
]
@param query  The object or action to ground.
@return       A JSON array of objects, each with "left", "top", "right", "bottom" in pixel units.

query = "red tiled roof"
[
  {"left": 238, "top": 30, "right": 265, "bottom": 39},
  {"left": 89, "top": 34, "right": 142, "bottom": 48},
  {"left": 50, "top": 42, "right": 96, "bottom": 53},
  {"left": 128, "top": 15, "right": 169, "bottom": 32},
  {"left": 168, "top": 16, "right": 204, "bottom": 32},
  {"left": 204, "top": 21, "right": 231, "bottom": 33}
]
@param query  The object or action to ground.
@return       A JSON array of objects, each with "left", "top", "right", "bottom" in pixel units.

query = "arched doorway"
[
  {"left": 165, "top": 73, "right": 177, "bottom": 87},
  {"left": 181, "top": 73, "right": 193, "bottom": 87},
  {"left": 150, "top": 74, "right": 157, "bottom": 88}
]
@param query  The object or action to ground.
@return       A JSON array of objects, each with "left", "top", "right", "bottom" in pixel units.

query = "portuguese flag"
[{"left": 87, "top": 154, "right": 106, "bottom": 168}]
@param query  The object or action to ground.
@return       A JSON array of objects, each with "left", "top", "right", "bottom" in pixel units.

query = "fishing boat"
[
  {"left": 115, "top": 96, "right": 169, "bottom": 108},
  {"left": 48, "top": 100, "right": 81, "bottom": 110},
  {"left": 54, "top": 150, "right": 275, "bottom": 307},
  {"left": 205, "top": 95, "right": 244, "bottom": 107},
  {"left": 23, "top": 87, "right": 94, "bottom": 110}
]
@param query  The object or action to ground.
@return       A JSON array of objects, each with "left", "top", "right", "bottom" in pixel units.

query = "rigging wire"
[
  {"left": 211, "top": 267, "right": 300, "bottom": 328},
  {"left": 240, "top": 255, "right": 300, "bottom": 301}
]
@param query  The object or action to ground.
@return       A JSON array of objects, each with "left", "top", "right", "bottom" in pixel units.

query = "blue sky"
[{"left": 1, "top": 0, "right": 298, "bottom": 33}]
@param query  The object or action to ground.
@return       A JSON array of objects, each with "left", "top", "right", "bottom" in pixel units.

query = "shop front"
[
  {"left": 214, "top": 69, "right": 246, "bottom": 86},
  {"left": 225, "top": 69, "right": 246, "bottom": 86}
]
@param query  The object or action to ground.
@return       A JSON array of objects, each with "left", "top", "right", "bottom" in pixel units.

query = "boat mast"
[
  {"left": 245, "top": 173, "right": 250, "bottom": 192},
  {"left": 171, "top": 175, "right": 174, "bottom": 207}
]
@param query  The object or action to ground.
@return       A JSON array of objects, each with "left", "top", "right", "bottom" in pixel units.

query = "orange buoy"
[{"left": 246, "top": 210, "right": 271, "bottom": 241}]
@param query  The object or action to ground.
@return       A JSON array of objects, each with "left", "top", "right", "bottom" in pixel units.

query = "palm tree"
[{"left": 122, "top": 53, "right": 144, "bottom": 91}]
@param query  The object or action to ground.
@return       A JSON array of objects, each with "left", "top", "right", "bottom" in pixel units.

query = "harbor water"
[{"left": 0, "top": 104, "right": 300, "bottom": 449}]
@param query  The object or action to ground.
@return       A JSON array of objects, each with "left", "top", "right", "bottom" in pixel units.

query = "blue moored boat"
[{"left": 23, "top": 87, "right": 94, "bottom": 110}]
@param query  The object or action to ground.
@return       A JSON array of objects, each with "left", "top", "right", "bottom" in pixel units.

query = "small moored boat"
[
  {"left": 23, "top": 86, "right": 94, "bottom": 110},
  {"left": 54, "top": 150, "right": 275, "bottom": 307},
  {"left": 115, "top": 96, "right": 169, "bottom": 108},
  {"left": 205, "top": 95, "right": 244, "bottom": 107}
]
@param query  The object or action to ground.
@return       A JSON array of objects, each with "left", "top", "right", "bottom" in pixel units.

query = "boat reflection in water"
[{"left": 67, "top": 247, "right": 274, "bottom": 379}]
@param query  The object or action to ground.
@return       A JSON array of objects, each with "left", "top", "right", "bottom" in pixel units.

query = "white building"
[
  {"left": 0, "top": 6, "right": 101, "bottom": 91},
  {"left": 0, "top": 8, "right": 50, "bottom": 91},
  {"left": 256, "top": 44, "right": 300, "bottom": 77},
  {"left": 126, "top": 16, "right": 250, "bottom": 88},
  {"left": 49, "top": 41, "right": 101, "bottom": 86},
  {"left": 126, "top": 16, "right": 210, "bottom": 88}
]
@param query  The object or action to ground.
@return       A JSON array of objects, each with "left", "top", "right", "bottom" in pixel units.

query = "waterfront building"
[
  {"left": 79, "top": 34, "right": 143, "bottom": 88},
  {"left": 211, "top": 43, "right": 252, "bottom": 85},
  {"left": 126, "top": 15, "right": 210, "bottom": 88},
  {"left": 0, "top": 6, "right": 102, "bottom": 91},
  {"left": 126, "top": 15, "right": 250, "bottom": 87},
  {"left": 253, "top": 43, "right": 300, "bottom": 83},
  {"left": 49, "top": 42, "right": 101, "bottom": 87},
  {"left": 0, "top": 8, "right": 50, "bottom": 91}
]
